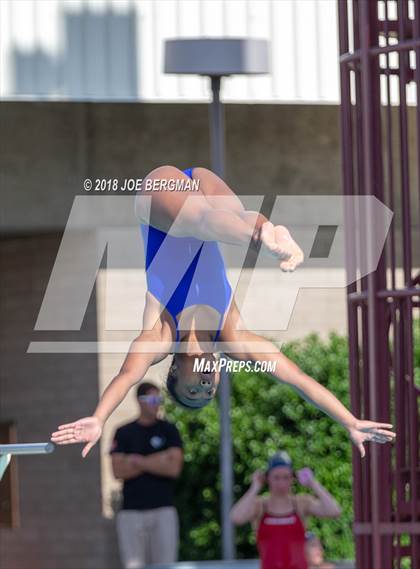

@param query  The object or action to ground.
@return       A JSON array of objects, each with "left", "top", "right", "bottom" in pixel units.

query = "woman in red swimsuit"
[{"left": 231, "top": 451, "right": 341, "bottom": 569}]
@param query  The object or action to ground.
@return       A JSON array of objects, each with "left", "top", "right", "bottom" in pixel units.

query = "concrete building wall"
[
  {"left": 1, "top": 100, "right": 346, "bottom": 235},
  {"left": 0, "top": 234, "right": 120, "bottom": 569},
  {"left": 1, "top": 102, "right": 418, "bottom": 260}
]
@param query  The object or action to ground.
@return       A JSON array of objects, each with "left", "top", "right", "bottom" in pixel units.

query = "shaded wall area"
[
  {"left": 1, "top": 101, "right": 344, "bottom": 235},
  {"left": 0, "top": 234, "right": 119, "bottom": 569},
  {"left": 1, "top": 101, "right": 417, "bottom": 263}
]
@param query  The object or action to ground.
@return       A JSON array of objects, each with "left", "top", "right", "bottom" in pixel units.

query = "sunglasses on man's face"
[{"left": 138, "top": 395, "right": 163, "bottom": 405}]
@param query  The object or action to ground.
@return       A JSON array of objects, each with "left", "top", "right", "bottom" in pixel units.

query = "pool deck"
[{"left": 151, "top": 560, "right": 355, "bottom": 569}]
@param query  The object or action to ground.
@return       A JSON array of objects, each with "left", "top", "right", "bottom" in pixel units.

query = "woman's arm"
[
  {"left": 297, "top": 468, "right": 341, "bottom": 518},
  {"left": 94, "top": 327, "right": 171, "bottom": 424},
  {"left": 232, "top": 332, "right": 357, "bottom": 427},
  {"left": 50, "top": 331, "right": 168, "bottom": 457},
  {"left": 230, "top": 471, "right": 265, "bottom": 525},
  {"left": 223, "top": 310, "right": 395, "bottom": 457},
  {"left": 303, "top": 483, "right": 342, "bottom": 518},
  {"left": 92, "top": 339, "right": 156, "bottom": 425}
]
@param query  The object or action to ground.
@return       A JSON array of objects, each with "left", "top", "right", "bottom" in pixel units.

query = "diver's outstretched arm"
[
  {"left": 50, "top": 331, "right": 169, "bottom": 457},
  {"left": 229, "top": 329, "right": 396, "bottom": 457}
]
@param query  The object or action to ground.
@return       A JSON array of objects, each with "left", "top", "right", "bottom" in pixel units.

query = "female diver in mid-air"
[{"left": 51, "top": 166, "right": 395, "bottom": 456}]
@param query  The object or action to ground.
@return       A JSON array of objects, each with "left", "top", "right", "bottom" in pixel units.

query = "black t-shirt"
[{"left": 110, "top": 419, "right": 183, "bottom": 510}]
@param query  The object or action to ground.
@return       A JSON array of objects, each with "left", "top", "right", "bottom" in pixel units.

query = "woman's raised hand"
[
  {"left": 50, "top": 416, "right": 103, "bottom": 458},
  {"left": 260, "top": 222, "right": 304, "bottom": 271},
  {"left": 296, "top": 467, "right": 315, "bottom": 488},
  {"left": 250, "top": 470, "right": 266, "bottom": 493}
]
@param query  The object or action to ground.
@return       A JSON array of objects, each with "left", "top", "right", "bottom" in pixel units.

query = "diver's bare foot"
[{"left": 260, "top": 222, "right": 304, "bottom": 271}]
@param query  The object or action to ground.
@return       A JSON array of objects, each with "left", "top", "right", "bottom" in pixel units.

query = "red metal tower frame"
[{"left": 338, "top": 1, "right": 420, "bottom": 568}]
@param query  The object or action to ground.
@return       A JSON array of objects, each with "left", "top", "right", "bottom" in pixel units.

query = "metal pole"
[
  {"left": 209, "top": 76, "right": 225, "bottom": 178},
  {"left": 219, "top": 365, "right": 235, "bottom": 560},
  {"left": 209, "top": 74, "right": 235, "bottom": 560},
  {"left": 359, "top": 3, "right": 383, "bottom": 567}
]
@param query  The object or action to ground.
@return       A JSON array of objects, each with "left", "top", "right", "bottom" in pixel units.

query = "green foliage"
[
  {"left": 165, "top": 324, "right": 419, "bottom": 562},
  {"left": 229, "top": 331, "right": 354, "bottom": 561},
  {"left": 413, "top": 315, "right": 420, "bottom": 389}
]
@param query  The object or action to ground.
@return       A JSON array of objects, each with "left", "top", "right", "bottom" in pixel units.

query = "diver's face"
[{"left": 174, "top": 353, "right": 220, "bottom": 408}]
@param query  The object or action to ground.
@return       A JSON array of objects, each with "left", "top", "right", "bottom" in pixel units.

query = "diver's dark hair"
[
  {"left": 166, "top": 356, "right": 194, "bottom": 409},
  {"left": 136, "top": 381, "right": 160, "bottom": 398}
]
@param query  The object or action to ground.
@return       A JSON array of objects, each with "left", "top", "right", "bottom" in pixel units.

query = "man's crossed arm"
[{"left": 111, "top": 447, "right": 183, "bottom": 480}]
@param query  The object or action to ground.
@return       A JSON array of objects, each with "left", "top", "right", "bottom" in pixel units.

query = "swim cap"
[{"left": 267, "top": 450, "right": 293, "bottom": 472}]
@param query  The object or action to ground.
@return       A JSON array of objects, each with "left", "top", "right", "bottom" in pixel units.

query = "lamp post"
[{"left": 164, "top": 38, "right": 269, "bottom": 559}]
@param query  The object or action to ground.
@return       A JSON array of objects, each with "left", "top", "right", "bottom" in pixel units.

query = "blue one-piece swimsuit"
[{"left": 140, "top": 167, "right": 232, "bottom": 343}]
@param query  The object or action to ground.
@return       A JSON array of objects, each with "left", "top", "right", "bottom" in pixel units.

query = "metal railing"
[
  {"left": 338, "top": 1, "right": 420, "bottom": 568},
  {"left": 0, "top": 443, "right": 54, "bottom": 480}
]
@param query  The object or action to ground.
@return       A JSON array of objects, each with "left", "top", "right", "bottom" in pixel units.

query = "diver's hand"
[
  {"left": 347, "top": 419, "right": 396, "bottom": 458},
  {"left": 50, "top": 416, "right": 103, "bottom": 458},
  {"left": 259, "top": 222, "right": 304, "bottom": 271}
]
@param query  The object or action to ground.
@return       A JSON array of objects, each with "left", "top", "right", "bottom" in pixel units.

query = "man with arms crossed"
[{"left": 110, "top": 382, "right": 183, "bottom": 569}]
